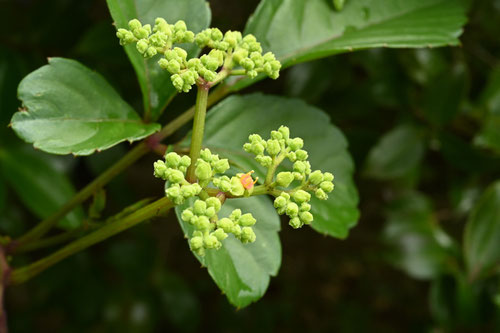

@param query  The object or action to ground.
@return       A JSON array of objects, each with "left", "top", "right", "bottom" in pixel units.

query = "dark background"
[{"left": 1, "top": 0, "right": 500, "bottom": 331}]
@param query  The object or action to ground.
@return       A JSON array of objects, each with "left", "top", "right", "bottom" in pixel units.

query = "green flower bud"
[
  {"left": 145, "top": 46, "right": 157, "bottom": 58},
  {"left": 276, "top": 172, "right": 294, "bottom": 187},
  {"left": 181, "top": 208, "right": 194, "bottom": 222},
  {"left": 231, "top": 224, "right": 242, "bottom": 237},
  {"left": 213, "top": 228, "right": 228, "bottom": 241},
  {"left": 164, "top": 152, "right": 180, "bottom": 167},
  {"left": 217, "top": 218, "right": 234, "bottom": 233},
  {"left": 278, "top": 126, "right": 290, "bottom": 140},
  {"left": 181, "top": 184, "right": 201, "bottom": 198},
  {"left": 199, "top": 148, "right": 213, "bottom": 162},
  {"left": 158, "top": 58, "right": 169, "bottom": 70},
  {"left": 289, "top": 137, "right": 304, "bottom": 151},
  {"left": 153, "top": 160, "right": 167, "bottom": 179},
  {"left": 289, "top": 217, "right": 302, "bottom": 229},
  {"left": 300, "top": 211, "right": 314, "bottom": 225},
  {"left": 240, "top": 58, "right": 254, "bottom": 71},
  {"left": 195, "top": 159, "right": 212, "bottom": 181},
  {"left": 136, "top": 39, "right": 149, "bottom": 54},
  {"left": 180, "top": 155, "right": 192, "bottom": 168},
  {"left": 191, "top": 199, "right": 205, "bottom": 215},
  {"left": 204, "top": 234, "right": 221, "bottom": 249},
  {"left": 323, "top": 172, "right": 334, "bottom": 182},
  {"left": 247, "top": 70, "right": 258, "bottom": 78},
  {"left": 293, "top": 172, "right": 304, "bottom": 181},
  {"left": 293, "top": 161, "right": 307, "bottom": 173},
  {"left": 190, "top": 236, "right": 204, "bottom": 250},
  {"left": 309, "top": 170, "right": 323, "bottom": 185},
  {"left": 270, "top": 130, "right": 282, "bottom": 140},
  {"left": 195, "top": 215, "right": 211, "bottom": 230},
  {"left": 320, "top": 181, "right": 334, "bottom": 193},
  {"left": 239, "top": 213, "right": 256, "bottom": 227},
  {"left": 240, "top": 227, "right": 256, "bottom": 243},
  {"left": 274, "top": 195, "right": 288, "bottom": 209},
  {"left": 230, "top": 209, "right": 242, "bottom": 221},
  {"left": 168, "top": 169, "right": 185, "bottom": 183},
  {"left": 233, "top": 49, "right": 248, "bottom": 63},
  {"left": 315, "top": 188, "right": 328, "bottom": 200},
  {"left": 213, "top": 159, "right": 230, "bottom": 174},
  {"left": 266, "top": 139, "right": 281, "bottom": 156},
  {"left": 166, "top": 184, "right": 183, "bottom": 204},
  {"left": 286, "top": 202, "right": 299, "bottom": 217},
  {"left": 229, "top": 176, "right": 245, "bottom": 196},
  {"left": 205, "top": 206, "right": 216, "bottom": 218},
  {"left": 287, "top": 152, "right": 297, "bottom": 162},
  {"left": 166, "top": 60, "right": 181, "bottom": 74},
  {"left": 255, "top": 155, "right": 273, "bottom": 167},
  {"left": 213, "top": 176, "right": 231, "bottom": 192},
  {"left": 171, "top": 74, "right": 184, "bottom": 92},
  {"left": 211, "top": 28, "right": 223, "bottom": 41},
  {"left": 128, "top": 19, "right": 142, "bottom": 31},
  {"left": 295, "top": 149, "right": 308, "bottom": 161},
  {"left": 293, "top": 190, "right": 311, "bottom": 204},
  {"left": 205, "top": 197, "right": 222, "bottom": 212},
  {"left": 300, "top": 203, "right": 311, "bottom": 212}
]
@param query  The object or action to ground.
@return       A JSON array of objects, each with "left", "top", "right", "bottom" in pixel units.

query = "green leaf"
[
  {"left": 474, "top": 67, "right": 500, "bottom": 153},
  {"left": 175, "top": 196, "right": 281, "bottom": 308},
  {"left": 230, "top": 0, "right": 467, "bottom": 91},
  {"left": 106, "top": 0, "right": 211, "bottom": 121},
  {"left": 364, "top": 124, "right": 425, "bottom": 180},
  {"left": 464, "top": 180, "right": 500, "bottom": 279},
  {"left": 0, "top": 147, "right": 84, "bottom": 229},
  {"left": 11, "top": 58, "right": 159, "bottom": 155},
  {"left": 383, "top": 191, "right": 456, "bottom": 280},
  {"left": 198, "top": 94, "right": 359, "bottom": 238}
]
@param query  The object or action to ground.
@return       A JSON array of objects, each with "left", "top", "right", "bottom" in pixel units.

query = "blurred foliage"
[{"left": 2, "top": 0, "right": 500, "bottom": 332}]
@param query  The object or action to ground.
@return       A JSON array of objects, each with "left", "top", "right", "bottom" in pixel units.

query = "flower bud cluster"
[
  {"left": 274, "top": 191, "right": 313, "bottom": 228},
  {"left": 117, "top": 17, "right": 281, "bottom": 93},
  {"left": 244, "top": 126, "right": 335, "bottom": 228},
  {"left": 153, "top": 152, "right": 201, "bottom": 205},
  {"left": 194, "top": 148, "right": 230, "bottom": 186},
  {"left": 195, "top": 29, "right": 281, "bottom": 79},
  {"left": 117, "top": 18, "right": 194, "bottom": 58},
  {"left": 182, "top": 198, "right": 257, "bottom": 256}
]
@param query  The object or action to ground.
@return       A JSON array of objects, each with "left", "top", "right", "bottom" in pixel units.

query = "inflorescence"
[
  {"left": 116, "top": 18, "right": 281, "bottom": 92},
  {"left": 153, "top": 127, "right": 334, "bottom": 256}
]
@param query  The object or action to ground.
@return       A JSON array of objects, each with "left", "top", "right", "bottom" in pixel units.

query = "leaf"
[
  {"left": 474, "top": 67, "right": 500, "bottom": 153},
  {"left": 230, "top": 0, "right": 468, "bottom": 91},
  {"left": 197, "top": 94, "right": 359, "bottom": 239},
  {"left": 364, "top": 124, "right": 426, "bottom": 180},
  {"left": 106, "top": 0, "right": 211, "bottom": 121},
  {"left": 464, "top": 180, "right": 500, "bottom": 279},
  {"left": 422, "top": 62, "right": 468, "bottom": 126},
  {"left": 383, "top": 191, "right": 456, "bottom": 280},
  {"left": 0, "top": 146, "right": 84, "bottom": 229},
  {"left": 175, "top": 195, "right": 281, "bottom": 308},
  {"left": 11, "top": 58, "right": 159, "bottom": 155}
]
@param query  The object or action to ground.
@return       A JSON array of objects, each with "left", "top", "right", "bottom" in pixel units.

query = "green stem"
[
  {"left": 14, "top": 143, "right": 149, "bottom": 246},
  {"left": 265, "top": 153, "right": 287, "bottom": 185},
  {"left": 9, "top": 197, "right": 173, "bottom": 285},
  {"left": 186, "top": 84, "right": 210, "bottom": 182},
  {"left": 13, "top": 229, "right": 84, "bottom": 254},
  {"left": 12, "top": 86, "right": 230, "bottom": 250}
]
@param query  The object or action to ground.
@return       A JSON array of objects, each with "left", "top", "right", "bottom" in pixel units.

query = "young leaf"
[
  {"left": 175, "top": 196, "right": 281, "bottom": 308},
  {"left": 190, "top": 94, "right": 359, "bottom": 239},
  {"left": 106, "top": 0, "right": 211, "bottom": 121},
  {"left": 464, "top": 180, "right": 500, "bottom": 279},
  {"left": 11, "top": 58, "right": 160, "bottom": 155},
  {"left": 230, "top": 0, "right": 468, "bottom": 91},
  {"left": 0, "top": 147, "right": 84, "bottom": 229},
  {"left": 364, "top": 124, "right": 425, "bottom": 180},
  {"left": 383, "top": 191, "right": 456, "bottom": 280}
]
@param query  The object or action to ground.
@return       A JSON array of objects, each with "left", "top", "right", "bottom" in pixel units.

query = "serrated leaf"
[
  {"left": 175, "top": 196, "right": 281, "bottom": 308},
  {"left": 0, "top": 147, "right": 84, "bottom": 229},
  {"left": 383, "top": 191, "right": 456, "bottom": 280},
  {"left": 364, "top": 124, "right": 425, "bottom": 180},
  {"left": 464, "top": 180, "right": 500, "bottom": 279},
  {"left": 192, "top": 94, "right": 359, "bottom": 239},
  {"left": 106, "top": 0, "right": 211, "bottom": 121},
  {"left": 11, "top": 58, "right": 160, "bottom": 155},
  {"left": 229, "top": 0, "right": 467, "bottom": 91}
]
